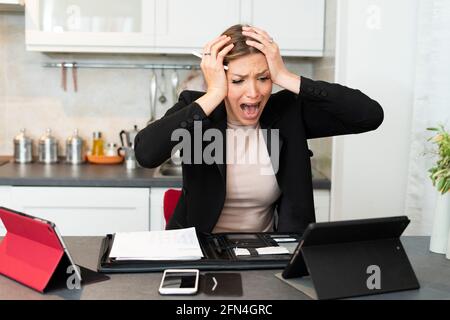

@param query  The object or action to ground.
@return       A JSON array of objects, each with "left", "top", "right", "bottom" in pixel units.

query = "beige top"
[{"left": 212, "top": 120, "right": 282, "bottom": 233}]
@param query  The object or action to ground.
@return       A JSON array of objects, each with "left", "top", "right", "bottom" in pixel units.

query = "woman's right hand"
[{"left": 195, "top": 35, "right": 234, "bottom": 116}]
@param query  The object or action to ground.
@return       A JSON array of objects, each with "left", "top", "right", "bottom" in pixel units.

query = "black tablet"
[{"left": 282, "top": 216, "right": 411, "bottom": 279}]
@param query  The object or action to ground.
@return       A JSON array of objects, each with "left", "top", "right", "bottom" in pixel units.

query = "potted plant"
[{"left": 427, "top": 125, "right": 450, "bottom": 257}]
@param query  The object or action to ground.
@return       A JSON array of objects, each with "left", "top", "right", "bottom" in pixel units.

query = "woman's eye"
[
  {"left": 258, "top": 76, "right": 270, "bottom": 81},
  {"left": 232, "top": 79, "right": 243, "bottom": 84}
]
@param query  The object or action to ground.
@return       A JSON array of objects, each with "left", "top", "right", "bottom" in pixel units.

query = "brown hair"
[{"left": 221, "top": 24, "right": 263, "bottom": 66}]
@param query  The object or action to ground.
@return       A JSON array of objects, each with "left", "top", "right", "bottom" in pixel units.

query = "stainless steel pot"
[
  {"left": 66, "top": 129, "right": 85, "bottom": 164},
  {"left": 14, "top": 128, "right": 33, "bottom": 163},
  {"left": 38, "top": 128, "right": 58, "bottom": 164}
]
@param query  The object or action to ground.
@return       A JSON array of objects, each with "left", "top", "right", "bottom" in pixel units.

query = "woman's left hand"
[{"left": 242, "top": 26, "right": 300, "bottom": 94}]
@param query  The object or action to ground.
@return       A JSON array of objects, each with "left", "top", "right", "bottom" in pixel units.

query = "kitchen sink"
[
  {"left": 154, "top": 160, "right": 182, "bottom": 177},
  {"left": 159, "top": 163, "right": 182, "bottom": 176}
]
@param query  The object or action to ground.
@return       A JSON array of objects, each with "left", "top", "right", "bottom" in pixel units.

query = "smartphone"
[{"left": 159, "top": 269, "right": 200, "bottom": 295}]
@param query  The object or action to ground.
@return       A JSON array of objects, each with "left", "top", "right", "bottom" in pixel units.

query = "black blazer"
[{"left": 134, "top": 76, "right": 384, "bottom": 234}]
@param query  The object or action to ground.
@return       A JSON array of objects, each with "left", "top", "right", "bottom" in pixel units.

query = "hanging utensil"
[
  {"left": 72, "top": 62, "right": 78, "bottom": 92},
  {"left": 61, "top": 62, "right": 67, "bottom": 91},
  {"left": 171, "top": 69, "right": 179, "bottom": 103},
  {"left": 147, "top": 70, "right": 157, "bottom": 125},
  {"left": 158, "top": 68, "right": 167, "bottom": 104}
]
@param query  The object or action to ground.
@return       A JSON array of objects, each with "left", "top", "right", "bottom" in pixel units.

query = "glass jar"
[
  {"left": 105, "top": 142, "right": 118, "bottom": 156},
  {"left": 92, "top": 131, "right": 104, "bottom": 156}
]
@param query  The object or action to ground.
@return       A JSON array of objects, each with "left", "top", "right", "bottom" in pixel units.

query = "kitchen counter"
[
  {"left": 0, "top": 158, "right": 331, "bottom": 189},
  {"left": 0, "top": 236, "right": 449, "bottom": 299},
  {"left": 0, "top": 159, "right": 182, "bottom": 188}
]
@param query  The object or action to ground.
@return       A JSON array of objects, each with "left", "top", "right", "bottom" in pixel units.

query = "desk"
[{"left": 0, "top": 236, "right": 449, "bottom": 300}]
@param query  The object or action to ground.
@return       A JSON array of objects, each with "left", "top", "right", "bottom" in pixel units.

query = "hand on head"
[
  {"left": 241, "top": 26, "right": 288, "bottom": 87},
  {"left": 200, "top": 34, "right": 234, "bottom": 101}
]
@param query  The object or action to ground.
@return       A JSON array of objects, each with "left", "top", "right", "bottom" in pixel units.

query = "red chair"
[{"left": 163, "top": 189, "right": 182, "bottom": 228}]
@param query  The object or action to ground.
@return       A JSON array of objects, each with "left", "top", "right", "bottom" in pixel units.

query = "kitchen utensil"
[
  {"left": 119, "top": 125, "right": 139, "bottom": 148},
  {"left": 65, "top": 129, "right": 85, "bottom": 164},
  {"left": 72, "top": 62, "right": 78, "bottom": 92},
  {"left": 38, "top": 128, "right": 59, "bottom": 164},
  {"left": 61, "top": 62, "right": 67, "bottom": 91},
  {"left": 171, "top": 70, "right": 179, "bottom": 103},
  {"left": 14, "top": 128, "right": 33, "bottom": 163},
  {"left": 118, "top": 146, "right": 137, "bottom": 169},
  {"left": 158, "top": 69, "right": 167, "bottom": 104},
  {"left": 148, "top": 70, "right": 157, "bottom": 124}
]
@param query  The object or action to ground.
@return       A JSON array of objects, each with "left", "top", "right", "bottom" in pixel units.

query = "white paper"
[
  {"left": 273, "top": 238, "right": 297, "bottom": 242},
  {"left": 109, "top": 227, "right": 204, "bottom": 261},
  {"left": 256, "top": 246, "right": 290, "bottom": 255},
  {"left": 234, "top": 248, "right": 251, "bottom": 256}
]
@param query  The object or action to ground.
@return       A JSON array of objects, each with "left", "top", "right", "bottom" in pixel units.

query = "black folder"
[
  {"left": 276, "top": 216, "right": 420, "bottom": 299},
  {"left": 97, "top": 232, "right": 301, "bottom": 273}
]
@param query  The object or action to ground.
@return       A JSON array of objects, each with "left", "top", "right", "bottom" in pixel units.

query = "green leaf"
[
  {"left": 437, "top": 178, "right": 446, "bottom": 192},
  {"left": 442, "top": 179, "right": 450, "bottom": 194}
]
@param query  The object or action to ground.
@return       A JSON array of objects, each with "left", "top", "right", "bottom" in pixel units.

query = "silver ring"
[
  {"left": 269, "top": 38, "right": 274, "bottom": 43},
  {"left": 203, "top": 52, "right": 211, "bottom": 56}
]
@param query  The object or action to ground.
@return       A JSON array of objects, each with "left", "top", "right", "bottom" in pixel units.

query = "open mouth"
[{"left": 240, "top": 102, "right": 261, "bottom": 119}]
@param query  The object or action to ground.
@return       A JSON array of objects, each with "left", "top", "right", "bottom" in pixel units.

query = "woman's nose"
[{"left": 245, "top": 81, "right": 259, "bottom": 98}]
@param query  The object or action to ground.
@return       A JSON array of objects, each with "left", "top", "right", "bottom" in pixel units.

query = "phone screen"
[{"left": 161, "top": 271, "right": 197, "bottom": 289}]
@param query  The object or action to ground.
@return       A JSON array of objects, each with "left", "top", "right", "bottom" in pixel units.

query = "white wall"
[
  {"left": 310, "top": 0, "right": 337, "bottom": 179},
  {"left": 331, "top": 0, "right": 419, "bottom": 234}
]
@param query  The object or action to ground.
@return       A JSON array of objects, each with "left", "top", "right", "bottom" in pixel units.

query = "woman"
[{"left": 135, "top": 24, "right": 384, "bottom": 234}]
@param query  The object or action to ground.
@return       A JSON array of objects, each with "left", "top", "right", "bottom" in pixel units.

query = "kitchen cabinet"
[
  {"left": 245, "top": 0, "right": 325, "bottom": 56},
  {"left": 25, "top": 0, "right": 324, "bottom": 56},
  {"left": 0, "top": 0, "right": 24, "bottom": 11},
  {"left": 2, "top": 186, "right": 150, "bottom": 236},
  {"left": 149, "top": 187, "right": 171, "bottom": 231},
  {"left": 152, "top": 0, "right": 241, "bottom": 54},
  {"left": 0, "top": 186, "right": 12, "bottom": 236},
  {"left": 26, "top": 0, "right": 155, "bottom": 52}
]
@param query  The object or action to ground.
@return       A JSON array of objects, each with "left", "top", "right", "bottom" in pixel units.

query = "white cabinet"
[
  {"left": 149, "top": 187, "right": 174, "bottom": 231},
  {"left": 26, "top": 0, "right": 155, "bottom": 52},
  {"left": 0, "top": 0, "right": 24, "bottom": 12},
  {"left": 153, "top": 0, "right": 241, "bottom": 54},
  {"left": 25, "top": 0, "right": 324, "bottom": 56},
  {"left": 0, "top": 186, "right": 12, "bottom": 236},
  {"left": 4, "top": 187, "right": 150, "bottom": 236},
  {"left": 249, "top": 0, "right": 325, "bottom": 56}
]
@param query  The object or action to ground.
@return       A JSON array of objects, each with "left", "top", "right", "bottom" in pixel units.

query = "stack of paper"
[{"left": 109, "top": 227, "right": 204, "bottom": 261}]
